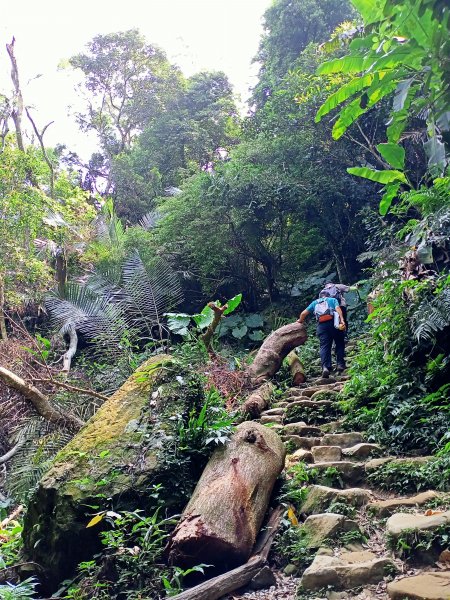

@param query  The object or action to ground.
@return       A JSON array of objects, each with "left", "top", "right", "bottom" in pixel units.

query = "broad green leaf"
[
  {"left": 424, "top": 136, "right": 447, "bottom": 171},
  {"left": 351, "top": 0, "right": 385, "bottom": 24},
  {"left": 377, "top": 143, "right": 405, "bottom": 169},
  {"left": 165, "top": 313, "right": 191, "bottom": 335},
  {"left": 245, "top": 313, "right": 264, "bottom": 328},
  {"left": 192, "top": 305, "right": 214, "bottom": 329},
  {"left": 437, "top": 112, "right": 450, "bottom": 131},
  {"left": 347, "top": 167, "right": 407, "bottom": 184},
  {"left": 232, "top": 325, "right": 248, "bottom": 339},
  {"left": 379, "top": 182, "right": 401, "bottom": 215},
  {"left": 393, "top": 78, "right": 414, "bottom": 112},
  {"left": 86, "top": 513, "right": 104, "bottom": 528},
  {"left": 332, "top": 97, "right": 366, "bottom": 139},
  {"left": 248, "top": 329, "right": 264, "bottom": 341},
  {"left": 223, "top": 293, "right": 242, "bottom": 315},
  {"left": 317, "top": 56, "right": 367, "bottom": 76},
  {"left": 315, "top": 75, "right": 374, "bottom": 122}
]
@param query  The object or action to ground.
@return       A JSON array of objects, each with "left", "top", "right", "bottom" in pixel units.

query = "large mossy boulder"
[{"left": 22, "top": 355, "right": 203, "bottom": 590}]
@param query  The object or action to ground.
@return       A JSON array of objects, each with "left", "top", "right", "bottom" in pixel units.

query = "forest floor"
[{"left": 223, "top": 343, "right": 450, "bottom": 600}]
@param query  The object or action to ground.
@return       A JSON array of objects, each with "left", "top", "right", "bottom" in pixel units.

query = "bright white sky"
[{"left": 0, "top": 0, "right": 272, "bottom": 159}]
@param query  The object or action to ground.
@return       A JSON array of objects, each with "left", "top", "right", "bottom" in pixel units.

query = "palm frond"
[
  {"left": 412, "top": 288, "right": 450, "bottom": 343},
  {"left": 139, "top": 210, "right": 160, "bottom": 230}
]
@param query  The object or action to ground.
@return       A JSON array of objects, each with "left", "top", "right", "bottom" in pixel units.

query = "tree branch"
[
  {"left": 0, "top": 366, "right": 84, "bottom": 432},
  {"left": 25, "top": 107, "right": 55, "bottom": 198}
]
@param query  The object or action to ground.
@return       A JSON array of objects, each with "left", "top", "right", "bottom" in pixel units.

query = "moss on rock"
[{"left": 22, "top": 355, "right": 205, "bottom": 591}]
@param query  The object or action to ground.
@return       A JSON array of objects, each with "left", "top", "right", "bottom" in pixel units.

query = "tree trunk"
[
  {"left": 62, "top": 324, "right": 78, "bottom": 372},
  {"left": 168, "top": 422, "right": 285, "bottom": 572},
  {"left": 240, "top": 381, "right": 274, "bottom": 418},
  {"left": 6, "top": 38, "right": 25, "bottom": 152},
  {"left": 286, "top": 350, "right": 306, "bottom": 385},
  {"left": 171, "top": 507, "right": 283, "bottom": 600},
  {"left": 200, "top": 303, "right": 228, "bottom": 350},
  {"left": 0, "top": 274, "right": 7, "bottom": 341},
  {"left": 247, "top": 322, "right": 307, "bottom": 383},
  {"left": 0, "top": 366, "right": 84, "bottom": 432}
]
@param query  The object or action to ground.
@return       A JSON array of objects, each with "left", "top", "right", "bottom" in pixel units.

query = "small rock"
[
  {"left": 365, "top": 457, "right": 393, "bottom": 472},
  {"left": 301, "top": 485, "right": 373, "bottom": 515},
  {"left": 314, "top": 376, "right": 337, "bottom": 385},
  {"left": 387, "top": 572, "right": 450, "bottom": 599},
  {"left": 260, "top": 414, "right": 283, "bottom": 425},
  {"left": 312, "top": 446, "right": 342, "bottom": 462},
  {"left": 386, "top": 510, "right": 450, "bottom": 539},
  {"left": 342, "top": 443, "right": 382, "bottom": 459},
  {"left": 283, "top": 563, "right": 298, "bottom": 576},
  {"left": 339, "top": 550, "right": 376, "bottom": 563},
  {"left": 303, "top": 513, "right": 360, "bottom": 548},
  {"left": 301, "top": 553, "right": 394, "bottom": 591},
  {"left": 283, "top": 423, "right": 322, "bottom": 437},
  {"left": 281, "top": 435, "right": 322, "bottom": 450},
  {"left": 286, "top": 449, "right": 313, "bottom": 466},
  {"left": 309, "top": 461, "right": 365, "bottom": 485},
  {"left": 262, "top": 407, "right": 286, "bottom": 416},
  {"left": 321, "top": 432, "right": 363, "bottom": 448},
  {"left": 249, "top": 565, "right": 277, "bottom": 590},
  {"left": 368, "top": 490, "right": 440, "bottom": 517}
]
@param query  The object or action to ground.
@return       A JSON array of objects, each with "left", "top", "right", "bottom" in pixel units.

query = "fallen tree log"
[
  {"left": 240, "top": 381, "right": 274, "bottom": 418},
  {"left": 247, "top": 322, "right": 307, "bottom": 383},
  {"left": 172, "top": 506, "right": 284, "bottom": 600},
  {"left": 168, "top": 422, "right": 285, "bottom": 572},
  {"left": 0, "top": 367, "right": 84, "bottom": 432},
  {"left": 286, "top": 350, "right": 306, "bottom": 385}
]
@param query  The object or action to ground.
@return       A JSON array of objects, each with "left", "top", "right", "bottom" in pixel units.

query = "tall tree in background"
[{"left": 252, "top": 0, "right": 356, "bottom": 107}]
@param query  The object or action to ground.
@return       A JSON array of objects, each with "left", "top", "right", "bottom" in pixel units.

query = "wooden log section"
[
  {"left": 168, "top": 422, "right": 285, "bottom": 572},
  {"left": 286, "top": 350, "right": 306, "bottom": 385},
  {"left": 172, "top": 506, "right": 284, "bottom": 600},
  {"left": 247, "top": 322, "right": 307, "bottom": 383},
  {"left": 240, "top": 381, "right": 274, "bottom": 418}
]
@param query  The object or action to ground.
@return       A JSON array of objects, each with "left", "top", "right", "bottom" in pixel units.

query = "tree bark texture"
[
  {"left": 240, "top": 381, "right": 274, "bottom": 418},
  {"left": 247, "top": 322, "right": 307, "bottom": 383},
  {"left": 286, "top": 350, "right": 306, "bottom": 385},
  {"left": 168, "top": 422, "right": 285, "bottom": 572},
  {"left": 62, "top": 324, "right": 78, "bottom": 372},
  {"left": 200, "top": 303, "right": 228, "bottom": 350},
  {"left": 6, "top": 38, "right": 25, "bottom": 152},
  {"left": 171, "top": 506, "right": 283, "bottom": 600},
  {"left": 0, "top": 366, "right": 84, "bottom": 432}
]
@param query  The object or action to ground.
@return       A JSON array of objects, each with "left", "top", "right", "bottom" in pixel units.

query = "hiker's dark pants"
[{"left": 317, "top": 320, "right": 346, "bottom": 370}]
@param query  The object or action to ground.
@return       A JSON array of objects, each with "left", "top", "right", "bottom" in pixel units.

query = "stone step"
[
  {"left": 300, "top": 484, "right": 374, "bottom": 515},
  {"left": 285, "top": 384, "right": 341, "bottom": 399},
  {"left": 260, "top": 414, "right": 283, "bottom": 425},
  {"left": 308, "top": 461, "right": 365, "bottom": 485},
  {"left": 286, "top": 448, "right": 313, "bottom": 466},
  {"left": 281, "top": 435, "right": 322, "bottom": 450},
  {"left": 313, "top": 376, "right": 337, "bottom": 385},
  {"left": 302, "top": 513, "right": 361, "bottom": 548},
  {"left": 342, "top": 443, "right": 382, "bottom": 460},
  {"left": 365, "top": 455, "right": 435, "bottom": 474},
  {"left": 386, "top": 510, "right": 450, "bottom": 540},
  {"left": 319, "top": 420, "right": 344, "bottom": 434},
  {"left": 368, "top": 490, "right": 440, "bottom": 517},
  {"left": 301, "top": 551, "right": 396, "bottom": 591},
  {"left": 310, "top": 389, "right": 339, "bottom": 402},
  {"left": 261, "top": 407, "right": 285, "bottom": 416},
  {"left": 321, "top": 432, "right": 363, "bottom": 448},
  {"left": 312, "top": 445, "right": 342, "bottom": 463},
  {"left": 387, "top": 572, "right": 450, "bottom": 600},
  {"left": 283, "top": 423, "right": 322, "bottom": 437}
]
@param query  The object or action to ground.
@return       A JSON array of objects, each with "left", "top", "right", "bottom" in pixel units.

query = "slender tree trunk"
[
  {"left": 0, "top": 274, "right": 7, "bottom": 340},
  {"left": 6, "top": 38, "right": 25, "bottom": 152}
]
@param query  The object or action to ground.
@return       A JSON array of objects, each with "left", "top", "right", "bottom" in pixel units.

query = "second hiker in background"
[
  {"left": 297, "top": 289, "right": 346, "bottom": 379},
  {"left": 323, "top": 281, "right": 352, "bottom": 332}
]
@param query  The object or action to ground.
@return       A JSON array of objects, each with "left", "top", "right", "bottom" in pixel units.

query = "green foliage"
[
  {"left": 0, "top": 511, "right": 24, "bottom": 569},
  {"left": 0, "top": 578, "right": 38, "bottom": 600},
  {"left": 278, "top": 463, "right": 312, "bottom": 510},
  {"left": 325, "top": 500, "right": 356, "bottom": 518},
  {"left": 388, "top": 525, "right": 450, "bottom": 560},
  {"left": 316, "top": 0, "right": 450, "bottom": 213},
  {"left": 367, "top": 456, "right": 450, "bottom": 494}
]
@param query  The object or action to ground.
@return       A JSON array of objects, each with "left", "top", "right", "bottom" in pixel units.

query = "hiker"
[
  {"left": 323, "top": 281, "right": 352, "bottom": 331},
  {"left": 297, "top": 289, "right": 346, "bottom": 378}
]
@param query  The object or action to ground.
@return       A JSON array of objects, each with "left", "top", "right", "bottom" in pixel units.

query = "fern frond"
[{"left": 412, "top": 288, "right": 450, "bottom": 343}]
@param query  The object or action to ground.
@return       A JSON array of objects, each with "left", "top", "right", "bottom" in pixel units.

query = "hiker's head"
[{"left": 319, "top": 289, "right": 331, "bottom": 298}]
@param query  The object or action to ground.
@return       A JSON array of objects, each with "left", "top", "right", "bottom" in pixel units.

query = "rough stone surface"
[
  {"left": 302, "top": 513, "right": 360, "bottom": 548},
  {"left": 342, "top": 443, "right": 382, "bottom": 460},
  {"left": 387, "top": 572, "right": 450, "bottom": 600},
  {"left": 300, "top": 485, "right": 373, "bottom": 515},
  {"left": 283, "top": 423, "right": 322, "bottom": 437},
  {"left": 261, "top": 408, "right": 285, "bottom": 416},
  {"left": 365, "top": 457, "right": 393, "bottom": 472},
  {"left": 281, "top": 435, "right": 322, "bottom": 450},
  {"left": 314, "top": 376, "right": 337, "bottom": 385},
  {"left": 309, "top": 461, "right": 365, "bottom": 485},
  {"left": 286, "top": 449, "right": 313, "bottom": 466},
  {"left": 312, "top": 445, "right": 342, "bottom": 462},
  {"left": 249, "top": 566, "right": 277, "bottom": 590},
  {"left": 260, "top": 414, "right": 283, "bottom": 425},
  {"left": 310, "top": 390, "right": 338, "bottom": 402},
  {"left": 368, "top": 491, "right": 440, "bottom": 517},
  {"left": 22, "top": 356, "right": 174, "bottom": 590},
  {"left": 321, "top": 432, "right": 363, "bottom": 448},
  {"left": 301, "top": 553, "right": 394, "bottom": 591},
  {"left": 386, "top": 510, "right": 450, "bottom": 538}
]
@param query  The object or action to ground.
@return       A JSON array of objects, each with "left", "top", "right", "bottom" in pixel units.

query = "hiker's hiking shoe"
[
  {"left": 336, "top": 364, "right": 346, "bottom": 373},
  {"left": 322, "top": 368, "right": 330, "bottom": 378}
]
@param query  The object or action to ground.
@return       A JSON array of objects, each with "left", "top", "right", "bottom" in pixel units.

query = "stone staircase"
[{"left": 227, "top": 362, "right": 450, "bottom": 600}]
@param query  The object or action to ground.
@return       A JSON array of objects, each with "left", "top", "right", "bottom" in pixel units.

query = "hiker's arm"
[
  {"left": 336, "top": 306, "right": 345, "bottom": 325},
  {"left": 297, "top": 309, "right": 310, "bottom": 323}
]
